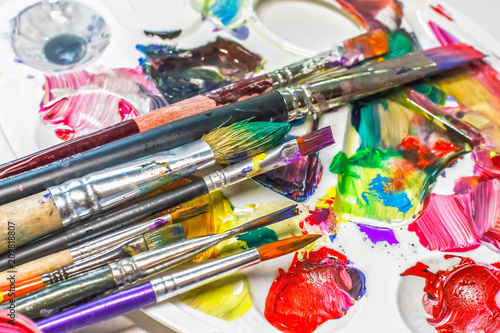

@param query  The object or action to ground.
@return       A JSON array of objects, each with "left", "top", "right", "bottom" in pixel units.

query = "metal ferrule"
[
  {"left": 203, "top": 140, "right": 301, "bottom": 192},
  {"left": 69, "top": 214, "right": 172, "bottom": 262},
  {"left": 43, "top": 243, "right": 137, "bottom": 285},
  {"left": 268, "top": 46, "right": 345, "bottom": 90},
  {"left": 278, "top": 51, "right": 438, "bottom": 121},
  {"left": 50, "top": 140, "right": 215, "bottom": 228},
  {"left": 109, "top": 233, "right": 227, "bottom": 288},
  {"left": 152, "top": 248, "right": 260, "bottom": 302}
]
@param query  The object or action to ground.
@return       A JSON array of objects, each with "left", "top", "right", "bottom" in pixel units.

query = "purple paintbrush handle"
[{"left": 36, "top": 282, "right": 156, "bottom": 333}]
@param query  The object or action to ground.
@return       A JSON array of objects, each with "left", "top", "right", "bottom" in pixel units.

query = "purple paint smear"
[{"left": 357, "top": 224, "right": 399, "bottom": 245}]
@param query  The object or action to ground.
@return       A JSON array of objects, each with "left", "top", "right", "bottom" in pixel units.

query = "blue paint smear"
[
  {"left": 329, "top": 234, "right": 336, "bottom": 242},
  {"left": 230, "top": 26, "right": 249, "bottom": 40},
  {"left": 210, "top": 0, "right": 243, "bottom": 25},
  {"left": 361, "top": 174, "right": 412, "bottom": 214}
]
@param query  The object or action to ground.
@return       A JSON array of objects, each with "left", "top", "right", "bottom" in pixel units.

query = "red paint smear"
[
  {"left": 430, "top": 4, "right": 453, "bottom": 21},
  {"left": 399, "top": 136, "right": 458, "bottom": 169},
  {"left": 402, "top": 256, "right": 500, "bottom": 333},
  {"left": 0, "top": 309, "right": 42, "bottom": 332},
  {"left": 264, "top": 248, "right": 365, "bottom": 333}
]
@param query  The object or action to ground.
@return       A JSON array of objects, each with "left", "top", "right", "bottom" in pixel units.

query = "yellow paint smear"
[{"left": 180, "top": 273, "right": 252, "bottom": 321}]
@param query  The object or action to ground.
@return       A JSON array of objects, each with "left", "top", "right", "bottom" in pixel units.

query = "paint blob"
[
  {"left": 139, "top": 38, "right": 262, "bottom": 104},
  {"left": 402, "top": 256, "right": 500, "bottom": 332},
  {"left": 180, "top": 274, "right": 252, "bottom": 321},
  {"left": 43, "top": 34, "right": 87, "bottom": 65},
  {"left": 40, "top": 68, "right": 165, "bottom": 140},
  {"left": 357, "top": 224, "right": 398, "bottom": 245},
  {"left": 264, "top": 247, "right": 366, "bottom": 333},
  {"left": 254, "top": 154, "right": 323, "bottom": 202}
]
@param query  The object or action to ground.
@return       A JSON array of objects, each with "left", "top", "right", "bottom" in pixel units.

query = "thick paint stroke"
[
  {"left": 264, "top": 247, "right": 365, "bottom": 333},
  {"left": 402, "top": 256, "right": 500, "bottom": 332}
]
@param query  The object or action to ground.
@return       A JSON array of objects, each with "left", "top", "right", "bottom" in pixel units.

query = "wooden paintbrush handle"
[
  {"left": 0, "top": 249, "right": 73, "bottom": 288},
  {"left": 0, "top": 190, "right": 62, "bottom": 254}
]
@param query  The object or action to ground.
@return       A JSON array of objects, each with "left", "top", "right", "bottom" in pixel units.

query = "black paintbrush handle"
[
  {"left": 7, "top": 266, "right": 116, "bottom": 320},
  {"left": 0, "top": 179, "right": 209, "bottom": 270},
  {"left": 0, "top": 92, "right": 288, "bottom": 205}
]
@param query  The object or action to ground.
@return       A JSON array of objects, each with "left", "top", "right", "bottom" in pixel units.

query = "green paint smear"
[
  {"left": 236, "top": 227, "right": 278, "bottom": 248},
  {"left": 181, "top": 273, "right": 252, "bottom": 321}
]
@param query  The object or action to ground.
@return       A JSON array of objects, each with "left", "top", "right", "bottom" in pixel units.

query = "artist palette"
[{"left": 0, "top": 0, "right": 499, "bottom": 332}]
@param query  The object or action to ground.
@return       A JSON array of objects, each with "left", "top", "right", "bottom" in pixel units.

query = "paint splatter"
[
  {"left": 39, "top": 68, "right": 165, "bottom": 140},
  {"left": 402, "top": 256, "right": 500, "bottom": 332},
  {"left": 430, "top": 4, "right": 453, "bottom": 21},
  {"left": 180, "top": 274, "right": 252, "bottom": 321},
  {"left": 357, "top": 224, "right": 398, "bottom": 245},
  {"left": 139, "top": 38, "right": 262, "bottom": 104},
  {"left": 265, "top": 247, "right": 366, "bottom": 333}
]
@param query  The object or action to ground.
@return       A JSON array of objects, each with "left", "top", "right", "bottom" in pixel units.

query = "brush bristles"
[
  {"left": 296, "top": 127, "right": 334, "bottom": 156},
  {"left": 144, "top": 224, "right": 186, "bottom": 249},
  {"left": 202, "top": 120, "right": 290, "bottom": 164},
  {"left": 171, "top": 204, "right": 209, "bottom": 224},
  {"left": 422, "top": 44, "right": 485, "bottom": 71},
  {"left": 257, "top": 234, "right": 321, "bottom": 261},
  {"left": 344, "top": 29, "right": 389, "bottom": 61}
]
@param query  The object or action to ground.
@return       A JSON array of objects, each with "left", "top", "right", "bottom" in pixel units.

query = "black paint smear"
[{"left": 143, "top": 29, "right": 182, "bottom": 40}]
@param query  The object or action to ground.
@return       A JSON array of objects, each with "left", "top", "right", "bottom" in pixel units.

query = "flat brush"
[
  {"left": 0, "top": 128, "right": 333, "bottom": 269},
  {"left": 0, "top": 44, "right": 481, "bottom": 205},
  {"left": 36, "top": 234, "right": 321, "bottom": 333},
  {"left": 9, "top": 205, "right": 300, "bottom": 319},
  {"left": 0, "top": 121, "right": 289, "bottom": 253},
  {"left": 0, "top": 205, "right": 204, "bottom": 282},
  {"left": 0, "top": 29, "right": 388, "bottom": 180},
  {"left": 0, "top": 223, "right": 187, "bottom": 303}
]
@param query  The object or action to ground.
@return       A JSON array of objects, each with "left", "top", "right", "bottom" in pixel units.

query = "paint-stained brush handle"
[
  {"left": 0, "top": 249, "right": 74, "bottom": 288},
  {"left": 0, "top": 190, "right": 62, "bottom": 254},
  {"left": 7, "top": 266, "right": 115, "bottom": 320}
]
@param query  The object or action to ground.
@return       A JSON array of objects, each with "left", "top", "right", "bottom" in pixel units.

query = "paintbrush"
[
  {"left": 0, "top": 128, "right": 333, "bottom": 270},
  {"left": 0, "top": 205, "right": 204, "bottom": 286},
  {"left": 8, "top": 205, "right": 300, "bottom": 319},
  {"left": 0, "top": 44, "right": 482, "bottom": 205},
  {"left": 0, "top": 221, "right": 190, "bottom": 303},
  {"left": 0, "top": 30, "right": 388, "bottom": 180},
  {"left": 36, "top": 234, "right": 321, "bottom": 333},
  {"left": 0, "top": 121, "right": 289, "bottom": 253}
]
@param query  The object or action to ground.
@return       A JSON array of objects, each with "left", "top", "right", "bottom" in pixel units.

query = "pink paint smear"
[
  {"left": 409, "top": 150, "right": 500, "bottom": 252},
  {"left": 40, "top": 68, "right": 165, "bottom": 141}
]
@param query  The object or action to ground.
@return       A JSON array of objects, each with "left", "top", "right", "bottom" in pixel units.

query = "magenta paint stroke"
[
  {"left": 357, "top": 224, "right": 399, "bottom": 245},
  {"left": 409, "top": 177, "right": 500, "bottom": 252},
  {"left": 40, "top": 68, "right": 166, "bottom": 141}
]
